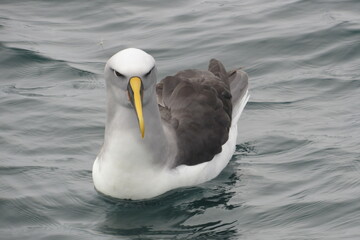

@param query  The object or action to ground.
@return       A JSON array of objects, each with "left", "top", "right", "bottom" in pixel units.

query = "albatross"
[{"left": 92, "top": 48, "right": 249, "bottom": 200}]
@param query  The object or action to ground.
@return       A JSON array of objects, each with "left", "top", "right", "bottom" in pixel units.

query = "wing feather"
[{"left": 156, "top": 59, "right": 248, "bottom": 167}]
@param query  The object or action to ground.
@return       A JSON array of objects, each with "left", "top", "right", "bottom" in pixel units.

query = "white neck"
[{"left": 99, "top": 86, "right": 172, "bottom": 169}]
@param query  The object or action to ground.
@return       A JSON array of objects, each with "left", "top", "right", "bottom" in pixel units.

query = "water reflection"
[{"left": 95, "top": 154, "right": 243, "bottom": 239}]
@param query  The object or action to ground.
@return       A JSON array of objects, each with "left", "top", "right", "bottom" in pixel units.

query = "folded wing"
[{"left": 156, "top": 59, "right": 248, "bottom": 167}]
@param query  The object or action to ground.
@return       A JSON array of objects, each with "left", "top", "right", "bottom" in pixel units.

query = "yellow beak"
[{"left": 128, "top": 77, "right": 145, "bottom": 138}]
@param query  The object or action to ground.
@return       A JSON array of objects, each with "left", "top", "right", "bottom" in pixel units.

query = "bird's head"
[{"left": 105, "top": 48, "right": 157, "bottom": 138}]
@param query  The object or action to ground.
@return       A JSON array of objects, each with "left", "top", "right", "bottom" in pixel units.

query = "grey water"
[{"left": 1, "top": 0, "right": 360, "bottom": 239}]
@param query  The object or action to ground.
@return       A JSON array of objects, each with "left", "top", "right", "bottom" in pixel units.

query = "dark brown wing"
[{"left": 156, "top": 59, "right": 233, "bottom": 167}]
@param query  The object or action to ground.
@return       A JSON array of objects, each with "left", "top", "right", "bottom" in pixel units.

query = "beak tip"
[{"left": 141, "top": 128, "right": 145, "bottom": 139}]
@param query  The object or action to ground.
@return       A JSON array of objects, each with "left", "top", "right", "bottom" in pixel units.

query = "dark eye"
[
  {"left": 144, "top": 67, "right": 154, "bottom": 77},
  {"left": 114, "top": 69, "right": 124, "bottom": 78}
]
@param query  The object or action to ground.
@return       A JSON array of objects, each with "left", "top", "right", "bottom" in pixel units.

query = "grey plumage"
[{"left": 156, "top": 59, "right": 248, "bottom": 167}]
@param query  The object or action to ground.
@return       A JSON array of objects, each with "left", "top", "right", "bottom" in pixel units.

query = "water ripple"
[{"left": 1, "top": 0, "right": 360, "bottom": 239}]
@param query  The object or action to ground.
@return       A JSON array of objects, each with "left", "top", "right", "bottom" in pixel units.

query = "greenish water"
[{"left": 1, "top": 0, "right": 360, "bottom": 239}]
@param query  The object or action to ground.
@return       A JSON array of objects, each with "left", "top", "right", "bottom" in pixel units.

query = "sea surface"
[{"left": 1, "top": 0, "right": 360, "bottom": 239}]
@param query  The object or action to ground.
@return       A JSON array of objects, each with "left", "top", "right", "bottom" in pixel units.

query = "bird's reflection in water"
[{"left": 96, "top": 152, "right": 245, "bottom": 239}]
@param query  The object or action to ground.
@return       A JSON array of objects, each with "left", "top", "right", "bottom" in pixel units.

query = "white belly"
[{"left": 93, "top": 91, "right": 249, "bottom": 200}]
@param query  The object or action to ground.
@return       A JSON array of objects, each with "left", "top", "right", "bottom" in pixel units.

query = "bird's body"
[{"left": 92, "top": 48, "right": 249, "bottom": 200}]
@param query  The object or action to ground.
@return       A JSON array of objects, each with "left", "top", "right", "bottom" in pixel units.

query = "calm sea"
[{"left": 1, "top": 0, "right": 360, "bottom": 239}]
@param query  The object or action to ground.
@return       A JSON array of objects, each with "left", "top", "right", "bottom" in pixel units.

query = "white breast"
[{"left": 92, "top": 90, "right": 249, "bottom": 200}]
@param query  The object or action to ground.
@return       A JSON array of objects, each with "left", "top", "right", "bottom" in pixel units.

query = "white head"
[{"left": 104, "top": 48, "right": 157, "bottom": 138}]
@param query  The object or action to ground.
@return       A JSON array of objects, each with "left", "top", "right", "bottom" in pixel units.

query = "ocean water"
[{"left": 1, "top": 0, "right": 360, "bottom": 239}]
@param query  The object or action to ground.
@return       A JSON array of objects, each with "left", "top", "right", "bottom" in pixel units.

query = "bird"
[{"left": 92, "top": 48, "right": 249, "bottom": 200}]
